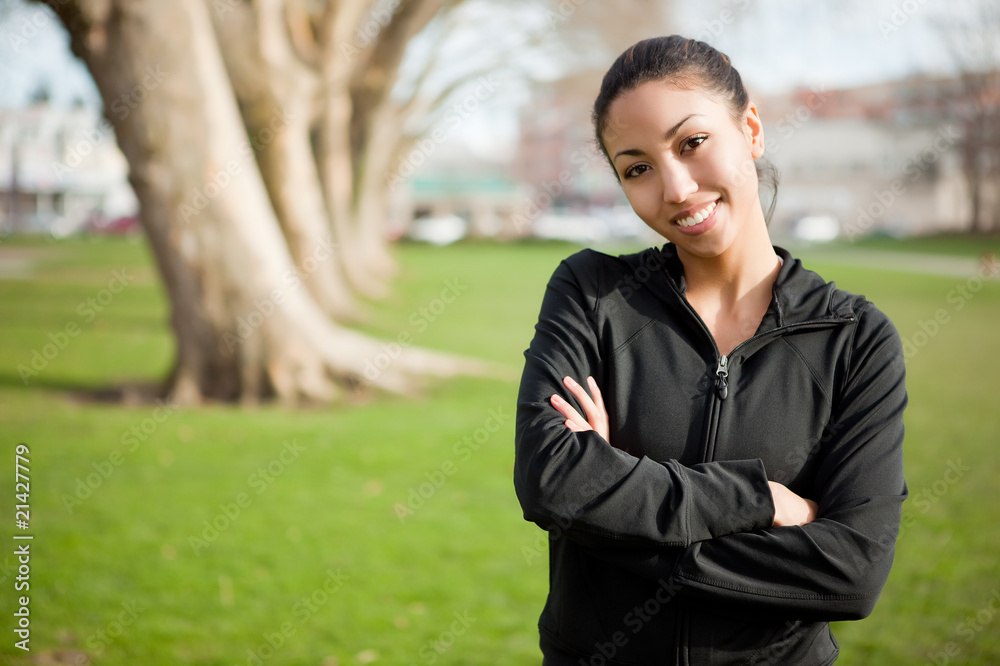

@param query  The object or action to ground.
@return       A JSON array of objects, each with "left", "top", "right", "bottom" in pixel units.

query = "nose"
[{"left": 660, "top": 160, "right": 698, "bottom": 204}]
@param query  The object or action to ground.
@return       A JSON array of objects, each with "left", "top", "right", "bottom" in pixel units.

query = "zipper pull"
[{"left": 715, "top": 355, "right": 729, "bottom": 400}]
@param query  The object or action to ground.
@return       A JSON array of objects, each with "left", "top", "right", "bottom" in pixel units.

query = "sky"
[
  {"left": 0, "top": 0, "right": 965, "bottom": 106},
  {"left": 0, "top": 1, "right": 98, "bottom": 107},
  {"left": 678, "top": 0, "right": 960, "bottom": 96},
  {"left": 0, "top": 0, "right": 975, "bottom": 160}
]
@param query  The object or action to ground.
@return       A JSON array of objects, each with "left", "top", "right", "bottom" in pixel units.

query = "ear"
[{"left": 743, "top": 102, "right": 765, "bottom": 159}]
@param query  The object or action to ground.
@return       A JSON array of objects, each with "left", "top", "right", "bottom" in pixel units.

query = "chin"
[{"left": 652, "top": 227, "right": 732, "bottom": 258}]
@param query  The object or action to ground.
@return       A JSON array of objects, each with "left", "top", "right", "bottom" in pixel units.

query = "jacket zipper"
[
  {"left": 702, "top": 319, "right": 855, "bottom": 460},
  {"left": 712, "top": 318, "right": 855, "bottom": 402},
  {"left": 715, "top": 354, "right": 729, "bottom": 400},
  {"left": 672, "top": 287, "right": 853, "bottom": 458},
  {"left": 661, "top": 261, "right": 854, "bottom": 659}
]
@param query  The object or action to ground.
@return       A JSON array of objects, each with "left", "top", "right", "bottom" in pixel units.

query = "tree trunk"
[
  {"left": 346, "top": 0, "right": 450, "bottom": 282},
  {"left": 210, "top": 0, "right": 359, "bottom": 319},
  {"left": 43, "top": 0, "right": 488, "bottom": 405},
  {"left": 306, "top": 0, "right": 381, "bottom": 299},
  {"left": 320, "top": 86, "right": 388, "bottom": 298},
  {"left": 354, "top": 95, "right": 408, "bottom": 280}
]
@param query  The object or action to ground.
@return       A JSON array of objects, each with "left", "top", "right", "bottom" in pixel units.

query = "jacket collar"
[{"left": 650, "top": 243, "right": 858, "bottom": 329}]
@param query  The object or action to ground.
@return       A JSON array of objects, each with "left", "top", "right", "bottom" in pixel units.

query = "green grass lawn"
[{"left": 1, "top": 234, "right": 998, "bottom": 665}]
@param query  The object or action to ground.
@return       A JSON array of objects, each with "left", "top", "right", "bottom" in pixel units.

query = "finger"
[
  {"left": 563, "top": 376, "right": 598, "bottom": 423},
  {"left": 586, "top": 376, "right": 607, "bottom": 422},
  {"left": 566, "top": 376, "right": 605, "bottom": 431},
  {"left": 585, "top": 377, "right": 610, "bottom": 441},
  {"left": 550, "top": 394, "right": 589, "bottom": 430}
]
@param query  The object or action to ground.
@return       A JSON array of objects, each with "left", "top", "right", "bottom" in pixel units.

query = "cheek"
[
  {"left": 624, "top": 185, "right": 659, "bottom": 221},
  {"left": 709, "top": 152, "right": 752, "bottom": 198}
]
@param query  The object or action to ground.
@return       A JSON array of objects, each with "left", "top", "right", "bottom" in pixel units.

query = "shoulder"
[
  {"left": 814, "top": 279, "right": 904, "bottom": 386},
  {"left": 847, "top": 299, "right": 904, "bottom": 372},
  {"left": 781, "top": 249, "right": 892, "bottom": 328},
  {"left": 549, "top": 246, "right": 663, "bottom": 298}
]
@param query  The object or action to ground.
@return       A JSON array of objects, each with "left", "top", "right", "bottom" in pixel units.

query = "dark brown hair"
[{"left": 592, "top": 35, "right": 779, "bottom": 223}]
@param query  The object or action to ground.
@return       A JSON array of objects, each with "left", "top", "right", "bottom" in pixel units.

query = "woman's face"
[{"left": 602, "top": 79, "right": 766, "bottom": 258}]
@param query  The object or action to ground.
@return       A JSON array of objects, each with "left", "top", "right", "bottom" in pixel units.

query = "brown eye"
[
  {"left": 682, "top": 135, "right": 708, "bottom": 153},
  {"left": 624, "top": 164, "right": 651, "bottom": 179}
]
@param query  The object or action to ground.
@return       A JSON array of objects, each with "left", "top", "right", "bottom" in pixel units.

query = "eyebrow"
[{"left": 612, "top": 113, "right": 703, "bottom": 162}]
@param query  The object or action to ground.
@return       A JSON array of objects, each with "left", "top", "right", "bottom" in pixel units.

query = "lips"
[{"left": 675, "top": 199, "right": 719, "bottom": 227}]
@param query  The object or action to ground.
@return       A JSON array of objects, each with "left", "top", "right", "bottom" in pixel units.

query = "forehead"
[{"left": 603, "top": 81, "right": 728, "bottom": 148}]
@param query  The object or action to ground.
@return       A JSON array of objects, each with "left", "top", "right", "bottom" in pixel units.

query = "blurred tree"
[
  {"left": 937, "top": 0, "right": 1000, "bottom": 233},
  {"left": 34, "top": 0, "right": 499, "bottom": 405},
  {"left": 30, "top": 0, "right": 672, "bottom": 405}
]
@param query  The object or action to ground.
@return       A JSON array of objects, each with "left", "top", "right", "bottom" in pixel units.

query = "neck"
[{"left": 677, "top": 213, "right": 779, "bottom": 306}]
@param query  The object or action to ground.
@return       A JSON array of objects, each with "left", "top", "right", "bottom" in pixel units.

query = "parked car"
[
  {"left": 406, "top": 214, "right": 468, "bottom": 245},
  {"left": 791, "top": 214, "right": 840, "bottom": 242}
]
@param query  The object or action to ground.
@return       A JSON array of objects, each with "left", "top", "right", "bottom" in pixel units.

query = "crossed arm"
[
  {"left": 550, "top": 375, "right": 819, "bottom": 528},
  {"left": 515, "top": 256, "right": 907, "bottom": 620}
]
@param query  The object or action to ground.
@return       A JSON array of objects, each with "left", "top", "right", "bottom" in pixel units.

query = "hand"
[
  {"left": 549, "top": 376, "right": 610, "bottom": 443},
  {"left": 768, "top": 481, "right": 819, "bottom": 527}
]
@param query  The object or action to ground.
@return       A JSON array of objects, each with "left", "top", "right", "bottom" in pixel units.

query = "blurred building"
[
  {"left": 0, "top": 100, "right": 138, "bottom": 236},
  {"left": 401, "top": 171, "right": 528, "bottom": 242},
  {"left": 757, "top": 71, "right": 998, "bottom": 239},
  {"left": 510, "top": 72, "right": 655, "bottom": 243},
  {"left": 512, "top": 72, "right": 624, "bottom": 208},
  {"left": 510, "top": 68, "right": 998, "bottom": 242}
]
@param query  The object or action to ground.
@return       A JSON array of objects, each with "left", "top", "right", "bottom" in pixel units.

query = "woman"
[{"left": 514, "top": 36, "right": 907, "bottom": 665}]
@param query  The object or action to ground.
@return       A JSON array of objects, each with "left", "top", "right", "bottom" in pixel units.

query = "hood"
[{"left": 637, "top": 243, "right": 862, "bottom": 328}]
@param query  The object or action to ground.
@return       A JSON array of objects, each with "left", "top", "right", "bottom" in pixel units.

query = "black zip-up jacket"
[{"left": 514, "top": 245, "right": 907, "bottom": 665}]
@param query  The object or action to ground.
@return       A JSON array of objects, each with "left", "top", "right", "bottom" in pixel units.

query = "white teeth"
[{"left": 676, "top": 200, "right": 717, "bottom": 227}]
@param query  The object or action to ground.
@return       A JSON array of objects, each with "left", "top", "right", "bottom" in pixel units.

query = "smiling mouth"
[{"left": 675, "top": 199, "right": 719, "bottom": 227}]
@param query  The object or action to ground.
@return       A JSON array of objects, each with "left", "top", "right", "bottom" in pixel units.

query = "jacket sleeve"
[
  {"left": 671, "top": 303, "right": 908, "bottom": 621},
  {"left": 514, "top": 252, "right": 775, "bottom": 548}
]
